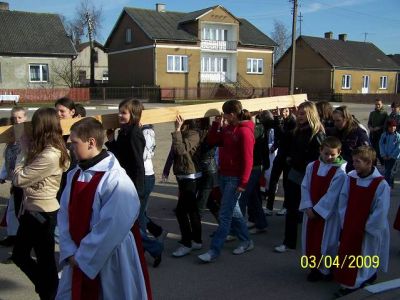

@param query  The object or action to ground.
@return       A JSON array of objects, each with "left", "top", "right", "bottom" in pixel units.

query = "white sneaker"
[
  {"left": 198, "top": 251, "right": 217, "bottom": 263},
  {"left": 276, "top": 208, "right": 287, "bottom": 216},
  {"left": 172, "top": 246, "right": 191, "bottom": 257},
  {"left": 274, "top": 244, "right": 289, "bottom": 253},
  {"left": 191, "top": 242, "right": 202, "bottom": 250},
  {"left": 264, "top": 208, "right": 273, "bottom": 216},
  {"left": 225, "top": 235, "right": 237, "bottom": 242},
  {"left": 233, "top": 240, "right": 254, "bottom": 255}
]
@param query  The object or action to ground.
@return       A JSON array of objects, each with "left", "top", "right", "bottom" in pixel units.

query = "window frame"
[
  {"left": 246, "top": 58, "right": 264, "bottom": 74},
  {"left": 341, "top": 74, "right": 352, "bottom": 89},
  {"left": 379, "top": 75, "right": 388, "bottom": 89},
  {"left": 167, "top": 55, "right": 188, "bottom": 73},
  {"left": 29, "top": 64, "right": 49, "bottom": 83},
  {"left": 125, "top": 28, "right": 132, "bottom": 44}
]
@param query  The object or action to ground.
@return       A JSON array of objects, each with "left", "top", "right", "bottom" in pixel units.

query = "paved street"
[{"left": 0, "top": 101, "right": 399, "bottom": 299}]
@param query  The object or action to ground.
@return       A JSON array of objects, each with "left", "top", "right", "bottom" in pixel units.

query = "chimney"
[
  {"left": 156, "top": 3, "right": 166, "bottom": 12},
  {"left": 0, "top": 2, "right": 9, "bottom": 11},
  {"left": 324, "top": 32, "right": 333, "bottom": 39},
  {"left": 338, "top": 34, "right": 347, "bottom": 41}
]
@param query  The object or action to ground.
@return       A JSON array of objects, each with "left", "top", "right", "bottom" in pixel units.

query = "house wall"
[
  {"left": 74, "top": 45, "right": 108, "bottom": 82},
  {"left": 333, "top": 69, "right": 398, "bottom": 94},
  {"left": 237, "top": 50, "right": 273, "bottom": 88},
  {"left": 107, "top": 12, "right": 153, "bottom": 52},
  {"left": 274, "top": 39, "right": 332, "bottom": 91},
  {"left": 155, "top": 46, "right": 200, "bottom": 88},
  {"left": 0, "top": 56, "right": 72, "bottom": 88},
  {"left": 108, "top": 48, "right": 154, "bottom": 86}
]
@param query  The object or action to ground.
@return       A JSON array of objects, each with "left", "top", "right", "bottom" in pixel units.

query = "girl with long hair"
[
  {"left": 330, "top": 106, "right": 370, "bottom": 172},
  {"left": 12, "top": 107, "right": 70, "bottom": 300},
  {"left": 275, "top": 101, "right": 325, "bottom": 253}
]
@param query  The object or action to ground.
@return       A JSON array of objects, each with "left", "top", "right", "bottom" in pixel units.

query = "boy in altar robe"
[
  {"left": 334, "top": 146, "right": 390, "bottom": 297},
  {"left": 56, "top": 117, "right": 148, "bottom": 300}
]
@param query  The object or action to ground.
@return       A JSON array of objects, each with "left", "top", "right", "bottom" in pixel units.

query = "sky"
[{"left": 5, "top": 0, "right": 400, "bottom": 54}]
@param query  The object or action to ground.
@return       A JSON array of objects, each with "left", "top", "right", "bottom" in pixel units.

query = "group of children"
[
  {"left": 0, "top": 98, "right": 398, "bottom": 299},
  {"left": 300, "top": 137, "right": 391, "bottom": 297}
]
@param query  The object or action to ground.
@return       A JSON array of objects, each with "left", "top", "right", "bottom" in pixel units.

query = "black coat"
[{"left": 106, "top": 124, "right": 145, "bottom": 199}]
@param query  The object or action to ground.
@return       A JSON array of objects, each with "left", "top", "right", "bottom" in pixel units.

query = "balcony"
[
  {"left": 200, "top": 72, "right": 228, "bottom": 83},
  {"left": 200, "top": 40, "right": 237, "bottom": 51}
]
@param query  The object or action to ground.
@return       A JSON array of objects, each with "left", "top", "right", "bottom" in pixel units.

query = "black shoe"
[
  {"left": 307, "top": 269, "right": 324, "bottom": 282},
  {"left": 0, "top": 236, "right": 16, "bottom": 247},
  {"left": 334, "top": 287, "right": 358, "bottom": 298},
  {"left": 153, "top": 255, "right": 162, "bottom": 268}
]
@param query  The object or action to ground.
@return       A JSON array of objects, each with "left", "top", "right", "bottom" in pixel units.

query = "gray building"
[{"left": 0, "top": 2, "right": 77, "bottom": 89}]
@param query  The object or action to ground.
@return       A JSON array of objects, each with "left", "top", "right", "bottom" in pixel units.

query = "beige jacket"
[{"left": 13, "top": 145, "right": 69, "bottom": 213}]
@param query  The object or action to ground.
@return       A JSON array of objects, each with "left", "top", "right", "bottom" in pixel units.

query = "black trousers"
[
  {"left": 11, "top": 186, "right": 23, "bottom": 218},
  {"left": 176, "top": 178, "right": 202, "bottom": 247},
  {"left": 283, "top": 180, "right": 302, "bottom": 249},
  {"left": 266, "top": 155, "right": 289, "bottom": 210},
  {"left": 12, "top": 210, "right": 58, "bottom": 300}
]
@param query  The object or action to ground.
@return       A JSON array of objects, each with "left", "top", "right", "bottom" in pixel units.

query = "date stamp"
[{"left": 300, "top": 255, "right": 380, "bottom": 269}]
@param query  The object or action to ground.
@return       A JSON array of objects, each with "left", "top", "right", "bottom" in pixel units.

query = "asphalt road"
[{"left": 0, "top": 101, "right": 399, "bottom": 300}]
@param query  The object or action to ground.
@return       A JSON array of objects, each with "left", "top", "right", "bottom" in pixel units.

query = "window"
[
  {"left": 125, "top": 28, "right": 132, "bottom": 43},
  {"left": 246, "top": 58, "right": 263, "bottom": 74},
  {"left": 0, "top": 62, "right": 2, "bottom": 83},
  {"left": 341, "top": 74, "right": 351, "bottom": 89},
  {"left": 167, "top": 55, "right": 188, "bottom": 72},
  {"left": 380, "top": 76, "right": 388, "bottom": 89},
  {"left": 202, "top": 27, "right": 229, "bottom": 41},
  {"left": 201, "top": 57, "right": 228, "bottom": 73},
  {"left": 29, "top": 64, "right": 49, "bottom": 82}
]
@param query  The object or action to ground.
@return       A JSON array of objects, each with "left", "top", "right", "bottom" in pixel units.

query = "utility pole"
[
  {"left": 363, "top": 32, "right": 368, "bottom": 42},
  {"left": 85, "top": 12, "right": 95, "bottom": 87},
  {"left": 298, "top": 12, "right": 303, "bottom": 36},
  {"left": 289, "top": 0, "right": 298, "bottom": 95}
]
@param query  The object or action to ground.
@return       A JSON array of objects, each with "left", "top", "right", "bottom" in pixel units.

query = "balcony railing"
[
  {"left": 200, "top": 40, "right": 237, "bottom": 51},
  {"left": 200, "top": 72, "right": 228, "bottom": 83}
]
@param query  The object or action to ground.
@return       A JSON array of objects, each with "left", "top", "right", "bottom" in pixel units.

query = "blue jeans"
[
  {"left": 210, "top": 176, "right": 250, "bottom": 257},
  {"left": 238, "top": 168, "right": 267, "bottom": 229},
  {"left": 384, "top": 158, "right": 396, "bottom": 187},
  {"left": 140, "top": 229, "right": 163, "bottom": 258},
  {"left": 139, "top": 174, "right": 155, "bottom": 231}
]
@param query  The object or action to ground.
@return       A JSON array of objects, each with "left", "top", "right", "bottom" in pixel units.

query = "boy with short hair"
[
  {"left": 0, "top": 107, "right": 27, "bottom": 250},
  {"left": 300, "top": 136, "right": 347, "bottom": 282},
  {"left": 56, "top": 117, "right": 148, "bottom": 299},
  {"left": 334, "top": 146, "right": 390, "bottom": 297}
]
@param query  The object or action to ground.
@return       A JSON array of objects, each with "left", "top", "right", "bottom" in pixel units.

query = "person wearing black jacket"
[
  {"left": 106, "top": 99, "right": 163, "bottom": 266},
  {"left": 274, "top": 102, "right": 325, "bottom": 253},
  {"left": 265, "top": 107, "right": 296, "bottom": 216}
]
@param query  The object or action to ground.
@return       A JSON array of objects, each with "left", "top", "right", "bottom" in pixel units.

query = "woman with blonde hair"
[
  {"left": 275, "top": 101, "right": 325, "bottom": 253},
  {"left": 11, "top": 107, "right": 70, "bottom": 299}
]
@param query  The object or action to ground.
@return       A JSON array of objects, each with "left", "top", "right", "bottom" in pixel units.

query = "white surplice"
[
  {"left": 338, "top": 167, "right": 390, "bottom": 289},
  {"left": 56, "top": 152, "right": 147, "bottom": 300},
  {"left": 300, "top": 160, "right": 347, "bottom": 274}
]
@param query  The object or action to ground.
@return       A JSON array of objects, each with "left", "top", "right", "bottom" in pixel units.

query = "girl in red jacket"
[{"left": 198, "top": 100, "right": 255, "bottom": 262}]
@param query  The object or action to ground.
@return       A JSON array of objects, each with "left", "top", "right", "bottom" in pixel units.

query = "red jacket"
[{"left": 208, "top": 120, "right": 255, "bottom": 189}]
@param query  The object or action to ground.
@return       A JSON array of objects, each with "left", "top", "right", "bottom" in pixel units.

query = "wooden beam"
[{"left": 0, "top": 94, "right": 306, "bottom": 144}]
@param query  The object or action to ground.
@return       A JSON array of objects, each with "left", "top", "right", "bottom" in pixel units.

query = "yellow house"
[
  {"left": 104, "top": 4, "right": 277, "bottom": 98},
  {"left": 275, "top": 33, "right": 400, "bottom": 97}
]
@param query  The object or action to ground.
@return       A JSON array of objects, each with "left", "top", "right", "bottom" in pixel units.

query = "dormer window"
[{"left": 125, "top": 28, "right": 132, "bottom": 44}]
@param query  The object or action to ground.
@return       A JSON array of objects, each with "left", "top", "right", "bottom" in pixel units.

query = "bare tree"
[
  {"left": 67, "top": 0, "right": 102, "bottom": 86},
  {"left": 271, "top": 20, "right": 290, "bottom": 61},
  {"left": 52, "top": 60, "right": 82, "bottom": 87}
]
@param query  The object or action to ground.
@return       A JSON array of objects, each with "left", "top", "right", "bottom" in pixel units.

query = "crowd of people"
[{"left": 0, "top": 97, "right": 399, "bottom": 299}]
